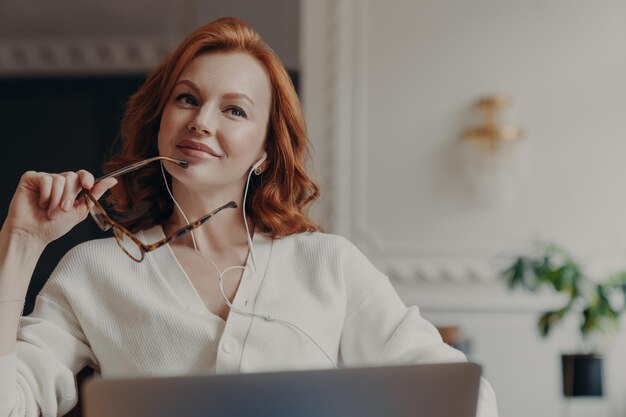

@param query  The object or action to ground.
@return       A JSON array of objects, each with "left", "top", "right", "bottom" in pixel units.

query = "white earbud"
[{"left": 252, "top": 152, "right": 267, "bottom": 172}]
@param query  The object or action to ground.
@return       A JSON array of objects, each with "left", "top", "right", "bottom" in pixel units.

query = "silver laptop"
[{"left": 82, "top": 362, "right": 481, "bottom": 417}]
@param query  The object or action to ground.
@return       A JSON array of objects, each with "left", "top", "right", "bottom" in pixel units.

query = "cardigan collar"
[{"left": 137, "top": 224, "right": 273, "bottom": 318}]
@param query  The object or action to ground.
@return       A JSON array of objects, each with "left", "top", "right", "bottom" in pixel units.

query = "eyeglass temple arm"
[
  {"left": 94, "top": 156, "right": 189, "bottom": 182},
  {"left": 76, "top": 156, "right": 188, "bottom": 199},
  {"left": 169, "top": 201, "right": 238, "bottom": 237},
  {"left": 144, "top": 201, "right": 238, "bottom": 251}
]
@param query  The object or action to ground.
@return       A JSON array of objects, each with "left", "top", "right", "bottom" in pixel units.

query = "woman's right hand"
[{"left": 3, "top": 170, "right": 118, "bottom": 246}]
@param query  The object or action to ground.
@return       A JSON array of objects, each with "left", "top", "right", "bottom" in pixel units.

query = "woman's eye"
[
  {"left": 175, "top": 93, "right": 198, "bottom": 106},
  {"left": 226, "top": 106, "right": 247, "bottom": 118}
]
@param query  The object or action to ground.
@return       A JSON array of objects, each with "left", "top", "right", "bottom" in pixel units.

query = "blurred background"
[{"left": 2, "top": 0, "right": 626, "bottom": 416}]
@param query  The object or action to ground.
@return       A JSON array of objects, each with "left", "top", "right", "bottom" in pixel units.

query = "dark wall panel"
[{"left": 0, "top": 76, "right": 145, "bottom": 314}]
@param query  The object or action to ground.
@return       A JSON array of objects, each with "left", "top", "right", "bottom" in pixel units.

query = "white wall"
[{"left": 301, "top": 1, "right": 626, "bottom": 416}]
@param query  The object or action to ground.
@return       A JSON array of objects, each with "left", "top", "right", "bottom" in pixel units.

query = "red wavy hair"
[{"left": 104, "top": 17, "right": 321, "bottom": 238}]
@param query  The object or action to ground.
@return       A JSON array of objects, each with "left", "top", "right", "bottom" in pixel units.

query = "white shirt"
[{"left": 0, "top": 227, "right": 497, "bottom": 416}]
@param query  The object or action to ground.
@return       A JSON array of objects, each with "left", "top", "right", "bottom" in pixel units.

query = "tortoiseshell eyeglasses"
[{"left": 81, "top": 156, "right": 237, "bottom": 262}]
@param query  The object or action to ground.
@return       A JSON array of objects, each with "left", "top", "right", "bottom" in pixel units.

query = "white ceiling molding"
[{"left": 0, "top": 37, "right": 179, "bottom": 75}]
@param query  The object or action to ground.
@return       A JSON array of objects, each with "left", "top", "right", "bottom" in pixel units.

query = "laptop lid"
[{"left": 82, "top": 362, "right": 481, "bottom": 417}]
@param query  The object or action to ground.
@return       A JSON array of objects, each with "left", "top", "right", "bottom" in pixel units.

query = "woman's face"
[{"left": 158, "top": 51, "right": 272, "bottom": 192}]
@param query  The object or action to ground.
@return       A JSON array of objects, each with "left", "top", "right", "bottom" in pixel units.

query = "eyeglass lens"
[
  {"left": 81, "top": 194, "right": 110, "bottom": 232},
  {"left": 113, "top": 227, "right": 144, "bottom": 262}
]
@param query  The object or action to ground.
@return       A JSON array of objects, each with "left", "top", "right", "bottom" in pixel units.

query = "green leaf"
[
  {"left": 502, "top": 242, "right": 626, "bottom": 340},
  {"left": 538, "top": 310, "right": 565, "bottom": 338},
  {"left": 503, "top": 258, "right": 526, "bottom": 289}
]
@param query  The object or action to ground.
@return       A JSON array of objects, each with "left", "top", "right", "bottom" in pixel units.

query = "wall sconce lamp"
[
  {"left": 461, "top": 95, "right": 525, "bottom": 206},
  {"left": 463, "top": 95, "right": 523, "bottom": 150}
]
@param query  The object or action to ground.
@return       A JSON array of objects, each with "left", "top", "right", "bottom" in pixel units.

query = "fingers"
[
  {"left": 76, "top": 170, "right": 95, "bottom": 191},
  {"left": 37, "top": 175, "right": 53, "bottom": 209},
  {"left": 60, "top": 171, "right": 83, "bottom": 213},
  {"left": 20, "top": 169, "right": 120, "bottom": 221},
  {"left": 23, "top": 171, "right": 99, "bottom": 219},
  {"left": 47, "top": 175, "right": 66, "bottom": 218}
]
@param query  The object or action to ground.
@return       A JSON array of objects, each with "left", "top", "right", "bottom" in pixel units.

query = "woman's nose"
[{"left": 187, "top": 108, "right": 216, "bottom": 136}]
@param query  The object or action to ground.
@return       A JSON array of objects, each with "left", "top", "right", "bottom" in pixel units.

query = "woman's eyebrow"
[
  {"left": 223, "top": 92, "right": 254, "bottom": 105},
  {"left": 174, "top": 80, "right": 254, "bottom": 105},
  {"left": 175, "top": 79, "right": 200, "bottom": 91}
]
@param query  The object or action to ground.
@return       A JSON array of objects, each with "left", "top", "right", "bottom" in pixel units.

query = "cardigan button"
[{"left": 222, "top": 337, "right": 238, "bottom": 354}]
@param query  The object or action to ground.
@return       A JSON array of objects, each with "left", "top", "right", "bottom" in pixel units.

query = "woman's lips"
[{"left": 175, "top": 140, "right": 221, "bottom": 159}]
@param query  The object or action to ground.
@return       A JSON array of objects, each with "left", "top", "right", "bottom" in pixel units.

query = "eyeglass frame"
[{"left": 80, "top": 156, "right": 237, "bottom": 262}]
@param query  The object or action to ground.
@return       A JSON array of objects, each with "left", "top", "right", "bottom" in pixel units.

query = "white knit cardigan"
[{"left": 0, "top": 227, "right": 497, "bottom": 416}]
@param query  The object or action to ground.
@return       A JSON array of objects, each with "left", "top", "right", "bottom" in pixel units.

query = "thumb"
[
  {"left": 77, "top": 178, "right": 118, "bottom": 215},
  {"left": 90, "top": 177, "right": 118, "bottom": 200}
]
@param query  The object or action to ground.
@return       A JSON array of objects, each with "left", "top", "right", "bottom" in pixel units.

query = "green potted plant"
[{"left": 501, "top": 243, "right": 626, "bottom": 397}]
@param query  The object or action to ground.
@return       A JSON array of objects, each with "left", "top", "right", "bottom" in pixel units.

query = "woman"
[{"left": 0, "top": 17, "right": 497, "bottom": 416}]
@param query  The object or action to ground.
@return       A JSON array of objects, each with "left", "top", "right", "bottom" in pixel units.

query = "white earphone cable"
[
  {"left": 159, "top": 161, "right": 337, "bottom": 368},
  {"left": 242, "top": 165, "right": 257, "bottom": 272}
]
